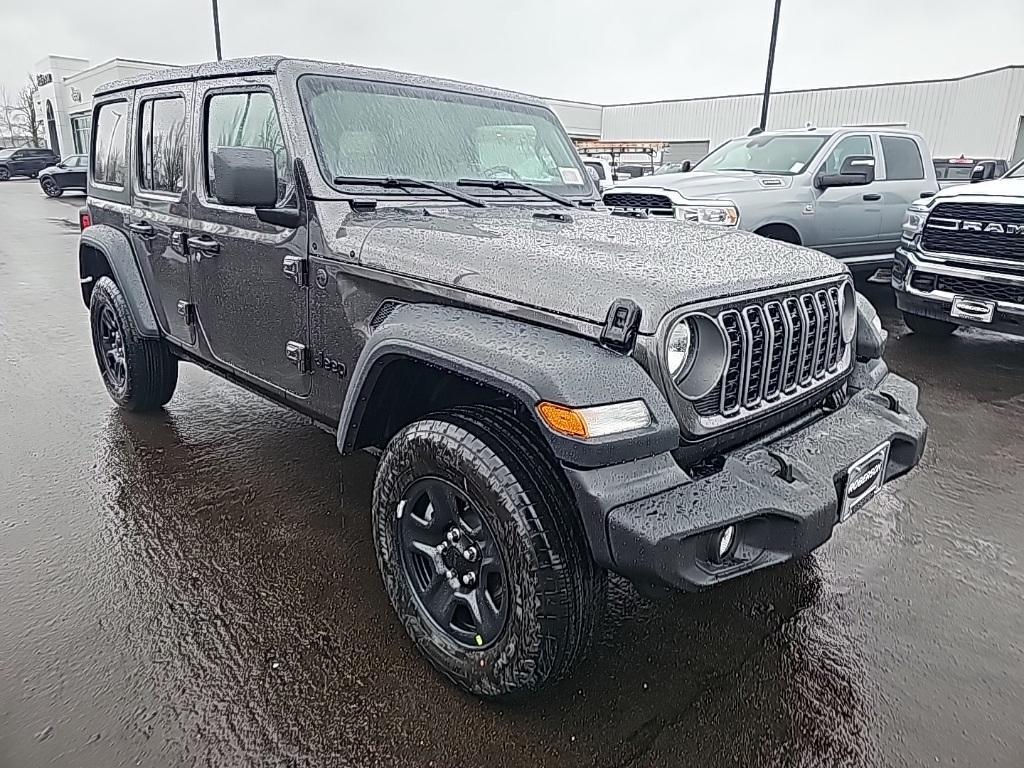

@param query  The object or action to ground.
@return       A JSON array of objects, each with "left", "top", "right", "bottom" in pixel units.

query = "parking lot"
[{"left": 1, "top": 177, "right": 1023, "bottom": 766}]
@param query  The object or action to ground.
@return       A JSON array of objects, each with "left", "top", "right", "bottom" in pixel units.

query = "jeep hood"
[
  {"left": 610, "top": 170, "right": 793, "bottom": 199},
  {"left": 349, "top": 206, "right": 844, "bottom": 334}
]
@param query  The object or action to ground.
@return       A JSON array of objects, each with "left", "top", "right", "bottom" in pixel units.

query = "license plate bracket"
[
  {"left": 839, "top": 442, "right": 891, "bottom": 523},
  {"left": 950, "top": 295, "right": 995, "bottom": 323}
]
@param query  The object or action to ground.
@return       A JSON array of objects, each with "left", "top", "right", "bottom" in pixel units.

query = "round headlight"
[
  {"left": 840, "top": 281, "right": 857, "bottom": 344},
  {"left": 667, "top": 321, "right": 694, "bottom": 377},
  {"left": 666, "top": 314, "right": 728, "bottom": 400}
]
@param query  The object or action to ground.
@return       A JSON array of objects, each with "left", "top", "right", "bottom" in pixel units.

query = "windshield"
[
  {"left": 1007, "top": 160, "right": 1024, "bottom": 179},
  {"left": 299, "top": 75, "right": 593, "bottom": 197},
  {"left": 693, "top": 134, "right": 830, "bottom": 175}
]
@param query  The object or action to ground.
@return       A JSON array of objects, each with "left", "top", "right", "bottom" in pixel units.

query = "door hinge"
[
  {"left": 285, "top": 341, "right": 311, "bottom": 373},
  {"left": 282, "top": 255, "right": 308, "bottom": 286},
  {"left": 176, "top": 300, "right": 196, "bottom": 325}
]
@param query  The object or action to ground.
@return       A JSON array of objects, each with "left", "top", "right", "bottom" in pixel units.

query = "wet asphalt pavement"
[{"left": 1, "top": 178, "right": 1023, "bottom": 768}]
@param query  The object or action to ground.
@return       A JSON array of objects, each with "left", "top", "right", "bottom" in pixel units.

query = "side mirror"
[
  {"left": 680, "top": 160, "right": 691, "bottom": 173},
  {"left": 970, "top": 161, "right": 996, "bottom": 183},
  {"left": 211, "top": 146, "right": 278, "bottom": 207},
  {"left": 818, "top": 155, "right": 875, "bottom": 189}
]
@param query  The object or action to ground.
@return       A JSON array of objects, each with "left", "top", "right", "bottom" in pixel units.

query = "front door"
[
  {"left": 809, "top": 133, "right": 882, "bottom": 259},
  {"left": 188, "top": 78, "right": 309, "bottom": 396},
  {"left": 128, "top": 84, "right": 195, "bottom": 344},
  {"left": 11, "top": 150, "right": 32, "bottom": 176}
]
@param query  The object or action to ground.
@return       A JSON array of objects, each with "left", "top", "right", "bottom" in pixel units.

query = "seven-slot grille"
[
  {"left": 921, "top": 202, "right": 1024, "bottom": 262},
  {"left": 603, "top": 192, "right": 675, "bottom": 212},
  {"left": 694, "top": 285, "right": 847, "bottom": 418}
]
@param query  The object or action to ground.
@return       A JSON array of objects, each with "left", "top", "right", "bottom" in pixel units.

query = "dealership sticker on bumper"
[
  {"left": 950, "top": 295, "right": 996, "bottom": 323},
  {"left": 839, "top": 442, "right": 891, "bottom": 523}
]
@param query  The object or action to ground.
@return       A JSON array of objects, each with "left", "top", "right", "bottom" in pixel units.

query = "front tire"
[
  {"left": 902, "top": 310, "right": 956, "bottom": 336},
  {"left": 41, "top": 178, "right": 62, "bottom": 197},
  {"left": 373, "top": 406, "right": 605, "bottom": 698},
  {"left": 0, "top": 166, "right": 10, "bottom": 181},
  {"left": 89, "top": 276, "right": 178, "bottom": 410}
]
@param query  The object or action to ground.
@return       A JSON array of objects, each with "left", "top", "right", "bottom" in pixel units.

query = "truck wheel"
[
  {"left": 372, "top": 406, "right": 606, "bottom": 698},
  {"left": 902, "top": 311, "right": 956, "bottom": 336},
  {"left": 89, "top": 276, "right": 178, "bottom": 411}
]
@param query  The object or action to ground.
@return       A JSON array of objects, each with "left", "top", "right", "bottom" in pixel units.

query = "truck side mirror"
[
  {"left": 970, "top": 161, "right": 996, "bottom": 183},
  {"left": 818, "top": 155, "right": 875, "bottom": 189},
  {"left": 211, "top": 146, "right": 278, "bottom": 207},
  {"left": 680, "top": 160, "right": 691, "bottom": 173}
]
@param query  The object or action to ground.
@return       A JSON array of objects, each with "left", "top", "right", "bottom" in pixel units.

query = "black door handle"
[
  {"left": 862, "top": 193, "right": 881, "bottom": 201},
  {"left": 128, "top": 221, "right": 155, "bottom": 237},
  {"left": 187, "top": 235, "right": 220, "bottom": 256}
]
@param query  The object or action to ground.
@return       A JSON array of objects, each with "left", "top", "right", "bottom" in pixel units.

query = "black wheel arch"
[
  {"left": 79, "top": 225, "right": 161, "bottom": 339},
  {"left": 755, "top": 222, "right": 803, "bottom": 245},
  {"left": 338, "top": 303, "right": 679, "bottom": 469}
]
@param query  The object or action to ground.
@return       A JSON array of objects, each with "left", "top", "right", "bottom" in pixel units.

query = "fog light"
[{"left": 710, "top": 524, "right": 737, "bottom": 563}]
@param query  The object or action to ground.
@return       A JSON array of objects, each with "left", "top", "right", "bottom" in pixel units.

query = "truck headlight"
[
  {"left": 678, "top": 203, "right": 739, "bottom": 227},
  {"left": 902, "top": 204, "right": 929, "bottom": 238},
  {"left": 665, "top": 314, "right": 728, "bottom": 400}
]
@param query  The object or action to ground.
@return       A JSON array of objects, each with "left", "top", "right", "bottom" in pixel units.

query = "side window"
[
  {"left": 137, "top": 96, "right": 187, "bottom": 194},
  {"left": 93, "top": 101, "right": 129, "bottom": 187},
  {"left": 881, "top": 136, "right": 925, "bottom": 181},
  {"left": 205, "top": 90, "right": 290, "bottom": 206},
  {"left": 821, "top": 135, "right": 872, "bottom": 175}
]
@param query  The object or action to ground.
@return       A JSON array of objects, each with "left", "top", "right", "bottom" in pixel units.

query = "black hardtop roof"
[{"left": 95, "top": 55, "right": 549, "bottom": 109}]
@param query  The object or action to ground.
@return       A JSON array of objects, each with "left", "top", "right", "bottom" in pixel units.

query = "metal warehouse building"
[{"left": 556, "top": 65, "right": 1024, "bottom": 165}]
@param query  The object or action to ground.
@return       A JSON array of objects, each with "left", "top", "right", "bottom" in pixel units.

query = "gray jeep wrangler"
[{"left": 78, "top": 57, "right": 927, "bottom": 698}]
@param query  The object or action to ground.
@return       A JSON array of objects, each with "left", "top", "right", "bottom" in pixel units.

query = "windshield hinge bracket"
[{"left": 600, "top": 298, "right": 642, "bottom": 353}]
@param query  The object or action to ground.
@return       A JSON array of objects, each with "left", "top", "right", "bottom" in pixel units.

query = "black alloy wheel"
[
  {"left": 397, "top": 477, "right": 508, "bottom": 648},
  {"left": 0, "top": 167, "right": 10, "bottom": 181},
  {"left": 95, "top": 303, "right": 128, "bottom": 397},
  {"left": 41, "top": 177, "right": 62, "bottom": 197}
]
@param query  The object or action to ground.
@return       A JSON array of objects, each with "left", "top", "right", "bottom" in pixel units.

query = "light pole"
[
  {"left": 758, "top": 0, "right": 783, "bottom": 131},
  {"left": 211, "top": 0, "right": 223, "bottom": 61}
]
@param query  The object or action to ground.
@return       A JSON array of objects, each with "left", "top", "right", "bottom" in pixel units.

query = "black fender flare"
[
  {"left": 80, "top": 224, "right": 160, "bottom": 339},
  {"left": 337, "top": 303, "right": 679, "bottom": 469}
]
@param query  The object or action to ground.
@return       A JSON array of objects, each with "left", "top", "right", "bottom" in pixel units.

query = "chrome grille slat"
[{"left": 699, "top": 283, "right": 850, "bottom": 422}]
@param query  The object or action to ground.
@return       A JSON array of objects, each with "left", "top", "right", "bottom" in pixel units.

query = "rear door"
[
  {"left": 129, "top": 83, "right": 195, "bottom": 345},
  {"left": 188, "top": 77, "right": 309, "bottom": 396},
  {"left": 877, "top": 134, "right": 932, "bottom": 253},
  {"left": 810, "top": 133, "right": 882, "bottom": 258},
  {"left": 65, "top": 155, "right": 88, "bottom": 189},
  {"left": 11, "top": 150, "right": 31, "bottom": 176}
]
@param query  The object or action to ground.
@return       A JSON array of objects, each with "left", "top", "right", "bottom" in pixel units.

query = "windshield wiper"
[
  {"left": 456, "top": 178, "right": 575, "bottom": 208},
  {"left": 332, "top": 176, "right": 487, "bottom": 208}
]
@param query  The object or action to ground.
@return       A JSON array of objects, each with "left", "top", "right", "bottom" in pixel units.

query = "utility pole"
[
  {"left": 758, "top": 0, "right": 783, "bottom": 131},
  {"left": 211, "top": 0, "right": 223, "bottom": 61}
]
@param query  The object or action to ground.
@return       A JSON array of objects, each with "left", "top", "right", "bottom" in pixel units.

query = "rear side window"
[
  {"left": 138, "top": 97, "right": 187, "bottom": 194},
  {"left": 93, "top": 101, "right": 129, "bottom": 187},
  {"left": 204, "top": 90, "right": 290, "bottom": 205},
  {"left": 881, "top": 136, "right": 924, "bottom": 181}
]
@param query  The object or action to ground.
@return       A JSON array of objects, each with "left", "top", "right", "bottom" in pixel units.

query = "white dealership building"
[{"left": 28, "top": 55, "right": 1024, "bottom": 166}]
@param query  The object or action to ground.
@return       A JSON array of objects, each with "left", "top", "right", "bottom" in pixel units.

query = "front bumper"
[
  {"left": 565, "top": 372, "right": 926, "bottom": 592},
  {"left": 892, "top": 246, "right": 1024, "bottom": 336}
]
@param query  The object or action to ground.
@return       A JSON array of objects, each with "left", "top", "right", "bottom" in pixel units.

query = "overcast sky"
[{"left": 1, "top": 0, "right": 1022, "bottom": 104}]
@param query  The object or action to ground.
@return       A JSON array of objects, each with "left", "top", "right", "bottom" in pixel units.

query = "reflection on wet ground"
[{"left": 2, "top": 182, "right": 1023, "bottom": 766}]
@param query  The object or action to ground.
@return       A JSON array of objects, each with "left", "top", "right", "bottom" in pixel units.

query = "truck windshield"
[
  {"left": 298, "top": 75, "right": 593, "bottom": 197},
  {"left": 693, "top": 134, "right": 830, "bottom": 175},
  {"left": 1007, "top": 161, "right": 1024, "bottom": 179}
]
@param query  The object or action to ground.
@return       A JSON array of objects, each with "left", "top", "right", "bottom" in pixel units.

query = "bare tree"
[
  {"left": 0, "top": 85, "right": 26, "bottom": 146},
  {"left": 12, "top": 78, "right": 43, "bottom": 148}
]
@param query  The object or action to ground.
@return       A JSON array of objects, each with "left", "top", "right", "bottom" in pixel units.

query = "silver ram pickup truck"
[{"left": 604, "top": 127, "right": 939, "bottom": 279}]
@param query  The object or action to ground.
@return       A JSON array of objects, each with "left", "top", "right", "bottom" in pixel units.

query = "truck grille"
[
  {"left": 921, "top": 202, "right": 1024, "bottom": 263},
  {"left": 935, "top": 275, "right": 1024, "bottom": 305},
  {"left": 603, "top": 192, "right": 674, "bottom": 212},
  {"left": 694, "top": 285, "right": 848, "bottom": 419}
]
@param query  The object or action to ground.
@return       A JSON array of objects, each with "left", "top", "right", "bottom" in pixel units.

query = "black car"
[
  {"left": 77, "top": 56, "right": 927, "bottom": 699},
  {"left": 0, "top": 147, "right": 60, "bottom": 180},
  {"left": 38, "top": 154, "right": 88, "bottom": 197}
]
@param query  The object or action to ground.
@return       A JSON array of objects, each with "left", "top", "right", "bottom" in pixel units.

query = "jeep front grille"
[
  {"left": 693, "top": 285, "right": 848, "bottom": 419},
  {"left": 921, "top": 202, "right": 1024, "bottom": 263}
]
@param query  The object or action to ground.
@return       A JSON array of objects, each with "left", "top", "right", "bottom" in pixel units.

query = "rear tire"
[
  {"left": 372, "top": 405, "right": 605, "bottom": 699},
  {"left": 902, "top": 310, "right": 956, "bottom": 336},
  {"left": 89, "top": 276, "right": 178, "bottom": 411}
]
